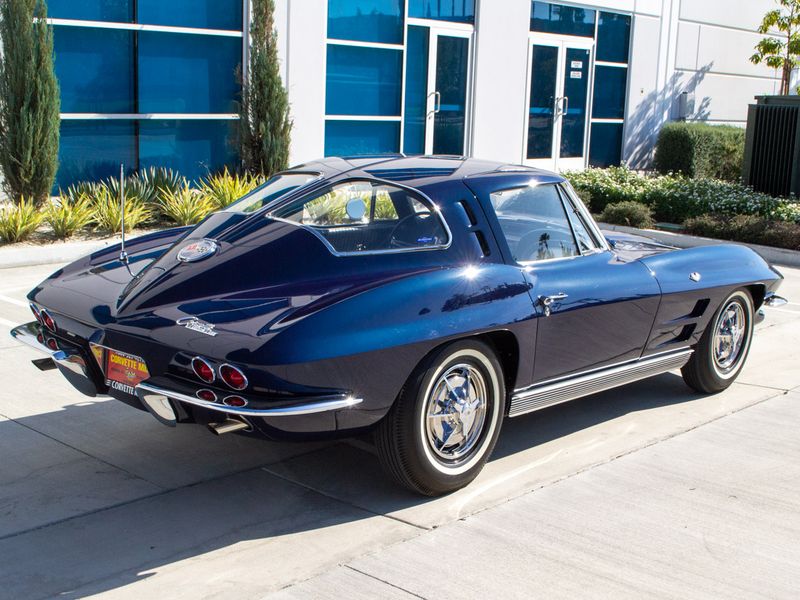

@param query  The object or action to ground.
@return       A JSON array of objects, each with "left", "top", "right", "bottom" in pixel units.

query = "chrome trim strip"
[
  {"left": 135, "top": 382, "right": 363, "bottom": 417},
  {"left": 508, "top": 349, "right": 693, "bottom": 418},
  {"left": 10, "top": 321, "right": 90, "bottom": 377}
]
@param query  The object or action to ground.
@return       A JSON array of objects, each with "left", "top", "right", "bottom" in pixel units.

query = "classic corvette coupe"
[{"left": 12, "top": 156, "right": 787, "bottom": 495}]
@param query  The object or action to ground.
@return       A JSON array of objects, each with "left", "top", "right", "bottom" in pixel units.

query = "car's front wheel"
[
  {"left": 376, "top": 339, "right": 505, "bottom": 496},
  {"left": 682, "top": 288, "right": 754, "bottom": 393}
]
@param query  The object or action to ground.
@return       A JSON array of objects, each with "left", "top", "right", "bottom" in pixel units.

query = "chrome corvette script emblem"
[
  {"left": 177, "top": 238, "right": 218, "bottom": 263},
  {"left": 176, "top": 317, "right": 218, "bottom": 337}
]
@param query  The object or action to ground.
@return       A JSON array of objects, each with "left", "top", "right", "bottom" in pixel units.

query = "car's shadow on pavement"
[{"left": 0, "top": 371, "right": 715, "bottom": 598}]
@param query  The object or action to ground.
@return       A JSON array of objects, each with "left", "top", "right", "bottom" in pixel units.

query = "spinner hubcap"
[
  {"left": 425, "top": 363, "right": 489, "bottom": 461},
  {"left": 713, "top": 301, "right": 747, "bottom": 372}
]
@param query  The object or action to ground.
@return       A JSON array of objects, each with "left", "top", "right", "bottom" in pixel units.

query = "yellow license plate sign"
[{"left": 104, "top": 348, "right": 150, "bottom": 395}]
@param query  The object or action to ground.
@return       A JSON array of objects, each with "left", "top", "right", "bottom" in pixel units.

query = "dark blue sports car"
[{"left": 12, "top": 156, "right": 787, "bottom": 495}]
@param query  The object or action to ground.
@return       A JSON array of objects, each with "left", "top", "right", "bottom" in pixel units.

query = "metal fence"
[{"left": 743, "top": 95, "right": 800, "bottom": 198}]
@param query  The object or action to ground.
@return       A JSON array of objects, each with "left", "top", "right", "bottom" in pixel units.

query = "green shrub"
[
  {"left": 599, "top": 201, "right": 655, "bottom": 229},
  {"left": 199, "top": 167, "right": 262, "bottom": 210},
  {"left": 654, "top": 122, "right": 745, "bottom": 182},
  {"left": 565, "top": 166, "right": 658, "bottom": 213},
  {"left": 564, "top": 166, "right": 796, "bottom": 225},
  {"left": 158, "top": 184, "right": 214, "bottom": 226},
  {"left": 44, "top": 192, "right": 94, "bottom": 239},
  {"left": 91, "top": 184, "right": 151, "bottom": 233},
  {"left": 684, "top": 214, "right": 800, "bottom": 250},
  {"left": 0, "top": 198, "right": 43, "bottom": 242},
  {"left": 648, "top": 177, "right": 789, "bottom": 223}
]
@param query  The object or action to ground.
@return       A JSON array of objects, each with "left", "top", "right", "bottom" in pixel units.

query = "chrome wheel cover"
[
  {"left": 713, "top": 301, "right": 747, "bottom": 372},
  {"left": 425, "top": 363, "right": 489, "bottom": 462}
]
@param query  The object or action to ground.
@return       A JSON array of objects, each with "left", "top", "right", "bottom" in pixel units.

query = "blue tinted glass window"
[
  {"left": 408, "top": 0, "right": 474, "bottom": 23},
  {"left": 54, "top": 26, "right": 134, "bottom": 113},
  {"left": 138, "top": 32, "right": 241, "bottom": 113},
  {"left": 328, "top": 0, "right": 404, "bottom": 44},
  {"left": 326, "top": 45, "right": 403, "bottom": 116},
  {"left": 325, "top": 120, "right": 400, "bottom": 155},
  {"left": 403, "top": 26, "right": 429, "bottom": 154},
  {"left": 589, "top": 123, "right": 623, "bottom": 168},
  {"left": 48, "top": 0, "right": 133, "bottom": 22},
  {"left": 531, "top": 1, "right": 595, "bottom": 37},
  {"left": 138, "top": 0, "right": 243, "bottom": 31},
  {"left": 592, "top": 65, "right": 627, "bottom": 120},
  {"left": 597, "top": 12, "right": 631, "bottom": 63},
  {"left": 139, "top": 120, "right": 236, "bottom": 181},
  {"left": 57, "top": 121, "right": 137, "bottom": 189}
]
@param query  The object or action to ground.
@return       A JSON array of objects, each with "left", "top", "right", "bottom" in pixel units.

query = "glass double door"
[
  {"left": 404, "top": 25, "right": 471, "bottom": 156},
  {"left": 524, "top": 37, "right": 592, "bottom": 171}
]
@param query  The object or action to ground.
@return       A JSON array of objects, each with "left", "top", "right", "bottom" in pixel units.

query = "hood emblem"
[
  {"left": 177, "top": 239, "right": 218, "bottom": 263},
  {"left": 689, "top": 272, "right": 702, "bottom": 282},
  {"left": 176, "top": 317, "right": 218, "bottom": 337}
]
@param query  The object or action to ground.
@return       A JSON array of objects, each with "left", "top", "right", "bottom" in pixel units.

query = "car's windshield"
[{"left": 224, "top": 172, "right": 319, "bottom": 214}]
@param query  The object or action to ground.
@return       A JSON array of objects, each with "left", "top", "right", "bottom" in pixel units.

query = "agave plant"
[
  {"left": 44, "top": 191, "right": 95, "bottom": 239},
  {"left": 139, "top": 166, "right": 186, "bottom": 203},
  {"left": 158, "top": 184, "right": 215, "bottom": 226},
  {"left": 91, "top": 183, "right": 151, "bottom": 233},
  {"left": 0, "top": 198, "right": 43, "bottom": 243},
  {"left": 199, "top": 167, "right": 262, "bottom": 210}
]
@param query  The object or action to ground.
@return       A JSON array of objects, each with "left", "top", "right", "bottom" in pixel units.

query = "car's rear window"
[
  {"left": 269, "top": 180, "right": 450, "bottom": 254},
  {"left": 224, "top": 173, "right": 319, "bottom": 214}
]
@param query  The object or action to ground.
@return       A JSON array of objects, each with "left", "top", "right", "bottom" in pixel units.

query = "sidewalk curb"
[
  {"left": 598, "top": 223, "right": 800, "bottom": 269},
  {"left": 0, "top": 238, "right": 120, "bottom": 270}
]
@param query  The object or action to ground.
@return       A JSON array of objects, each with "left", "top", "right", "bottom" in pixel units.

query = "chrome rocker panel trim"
[
  {"left": 135, "top": 382, "right": 363, "bottom": 417},
  {"left": 11, "top": 321, "right": 90, "bottom": 377},
  {"left": 508, "top": 349, "right": 694, "bottom": 418}
]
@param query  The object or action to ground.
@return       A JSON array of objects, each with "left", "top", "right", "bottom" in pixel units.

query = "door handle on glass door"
[
  {"left": 434, "top": 91, "right": 441, "bottom": 114},
  {"left": 562, "top": 96, "right": 569, "bottom": 117}
]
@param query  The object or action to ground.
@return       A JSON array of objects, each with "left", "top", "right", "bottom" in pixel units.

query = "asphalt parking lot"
[{"left": 0, "top": 262, "right": 798, "bottom": 599}]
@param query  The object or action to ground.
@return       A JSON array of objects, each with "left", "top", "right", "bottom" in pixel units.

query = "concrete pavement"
[{"left": 0, "top": 263, "right": 797, "bottom": 599}]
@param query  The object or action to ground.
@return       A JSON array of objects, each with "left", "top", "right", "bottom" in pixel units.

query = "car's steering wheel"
[{"left": 389, "top": 211, "right": 438, "bottom": 248}]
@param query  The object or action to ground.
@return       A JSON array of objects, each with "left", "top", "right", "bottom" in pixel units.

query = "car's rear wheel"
[
  {"left": 375, "top": 339, "right": 505, "bottom": 496},
  {"left": 682, "top": 289, "right": 754, "bottom": 393}
]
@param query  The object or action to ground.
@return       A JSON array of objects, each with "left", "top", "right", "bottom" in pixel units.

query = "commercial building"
[{"left": 48, "top": 0, "right": 794, "bottom": 188}]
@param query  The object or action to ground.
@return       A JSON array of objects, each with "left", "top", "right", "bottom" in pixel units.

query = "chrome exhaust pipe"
[{"left": 208, "top": 417, "right": 250, "bottom": 436}]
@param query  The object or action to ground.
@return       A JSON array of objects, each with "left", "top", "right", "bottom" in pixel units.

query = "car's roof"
[{"left": 287, "top": 155, "right": 566, "bottom": 190}]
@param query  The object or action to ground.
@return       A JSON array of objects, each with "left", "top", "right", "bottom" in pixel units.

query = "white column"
[{"left": 470, "top": 0, "right": 531, "bottom": 163}]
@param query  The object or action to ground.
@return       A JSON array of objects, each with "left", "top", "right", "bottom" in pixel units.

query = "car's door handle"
[{"left": 538, "top": 293, "right": 568, "bottom": 316}]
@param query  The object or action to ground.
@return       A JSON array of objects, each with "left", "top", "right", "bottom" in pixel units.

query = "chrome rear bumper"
[
  {"left": 10, "top": 321, "right": 90, "bottom": 378},
  {"left": 134, "top": 382, "right": 363, "bottom": 417}
]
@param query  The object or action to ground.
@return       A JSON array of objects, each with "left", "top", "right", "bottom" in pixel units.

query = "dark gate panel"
[{"left": 743, "top": 96, "right": 800, "bottom": 198}]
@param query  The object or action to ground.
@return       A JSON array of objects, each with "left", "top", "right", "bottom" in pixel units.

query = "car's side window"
[
  {"left": 557, "top": 185, "right": 598, "bottom": 254},
  {"left": 269, "top": 180, "right": 449, "bottom": 254},
  {"left": 490, "top": 184, "right": 580, "bottom": 262}
]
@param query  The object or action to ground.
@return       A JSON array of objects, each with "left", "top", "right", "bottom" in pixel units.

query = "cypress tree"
[
  {"left": 0, "top": 0, "right": 60, "bottom": 204},
  {"left": 239, "top": 0, "right": 292, "bottom": 177}
]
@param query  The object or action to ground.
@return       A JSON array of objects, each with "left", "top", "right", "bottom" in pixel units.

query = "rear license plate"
[{"left": 102, "top": 348, "right": 150, "bottom": 396}]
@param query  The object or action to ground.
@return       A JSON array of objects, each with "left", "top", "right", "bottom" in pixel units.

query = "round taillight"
[
  {"left": 46, "top": 338, "right": 59, "bottom": 351},
  {"left": 219, "top": 364, "right": 247, "bottom": 390},
  {"left": 223, "top": 395, "right": 247, "bottom": 407},
  {"left": 196, "top": 389, "right": 217, "bottom": 402},
  {"left": 40, "top": 310, "right": 56, "bottom": 332},
  {"left": 30, "top": 303, "right": 42, "bottom": 324},
  {"left": 191, "top": 357, "right": 215, "bottom": 384}
]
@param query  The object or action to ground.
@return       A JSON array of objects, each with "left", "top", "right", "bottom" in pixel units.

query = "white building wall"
[
  {"left": 274, "top": 0, "right": 327, "bottom": 166},
  {"left": 275, "top": 0, "right": 787, "bottom": 169},
  {"left": 470, "top": 0, "right": 531, "bottom": 163}
]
